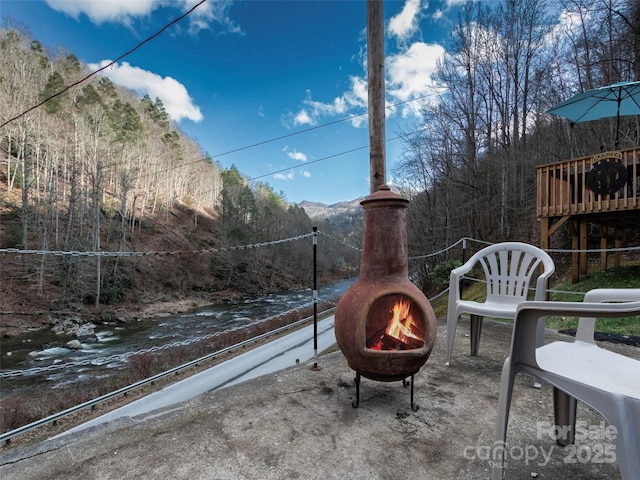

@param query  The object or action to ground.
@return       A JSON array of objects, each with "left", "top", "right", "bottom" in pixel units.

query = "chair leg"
[
  {"left": 553, "top": 387, "right": 577, "bottom": 446},
  {"left": 492, "top": 357, "right": 517, "bottom": 480},
  {"left": 470, "top": 314, "right": 483, "bottom": 356},
  {"left": 445, "top": 314, "right": 460, "bottom": 366},
  {"left": 529, "top": 317, "right": 546, "bottom": 388},
  {"left": 612, "top": 401, "right": 640, "bottom": 480}
]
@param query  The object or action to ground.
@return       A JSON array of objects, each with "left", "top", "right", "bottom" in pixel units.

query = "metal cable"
[
  {"left": 317, "top": 231, "right": 362, "bottom": 251},
  {"left": 0, "top": 233, "right": 313, "bottom": 258}
]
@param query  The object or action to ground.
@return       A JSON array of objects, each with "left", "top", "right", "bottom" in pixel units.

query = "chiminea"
[{"left": 335, "top": 185, "right": 436, "bottom": 410}]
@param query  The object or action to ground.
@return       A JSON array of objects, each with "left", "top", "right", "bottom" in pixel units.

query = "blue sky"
[{"left": 1, "top": 0, "right": 466, "bottom": 205}]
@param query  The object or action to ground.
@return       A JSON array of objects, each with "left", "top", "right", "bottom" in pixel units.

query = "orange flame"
[
  {"left": 385, "top": 297, "right": 421, "bottom": 344},
  {"left": 368, "top": 297, "right": 424, "bottom": 350}
]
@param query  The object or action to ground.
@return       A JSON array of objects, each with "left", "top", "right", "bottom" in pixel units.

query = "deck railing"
[{"left": 537, "top": 147, "right": 640, "bottom": 217}]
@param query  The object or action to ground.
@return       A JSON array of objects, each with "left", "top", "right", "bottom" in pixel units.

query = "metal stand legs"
[
  {"left": 352, "top": 372, "right": 361, "bottom": 408},
  {"left": 351, "top": 372, "right": 418, "bottom": 411},
  {"left": 404, "top": 376, "right": 419, "bottom": 411}
]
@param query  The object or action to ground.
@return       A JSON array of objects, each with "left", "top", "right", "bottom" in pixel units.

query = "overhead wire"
[
  {"left": 210, "top": 93, "right": 432, "bottom": 159},
  {"left": 149, "top": 127, "right": 428, "bottom": 200},
  {"left": 182, "top": 127, "right": 430, "bottom": 200},
  {"left": 0, "top": 0, "right": 209, "bottom": 129},
  {"left": 248, "top": 128, "right": 427, "bottom": 182},
  {"left": 132, "top": 94, "right": 434, "bottom": 185},
  {"left": 0, "top": 0, "right": 438, "bottom": 193}
]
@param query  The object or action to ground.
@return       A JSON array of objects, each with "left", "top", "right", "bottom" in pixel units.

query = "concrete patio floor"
[{"left": 1, "top": 316, "right": 636, "bottom": 479}]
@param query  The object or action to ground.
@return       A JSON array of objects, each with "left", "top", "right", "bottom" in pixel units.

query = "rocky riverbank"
[{"left": 0, "top": 290, "right": 247, "bottom": 338}]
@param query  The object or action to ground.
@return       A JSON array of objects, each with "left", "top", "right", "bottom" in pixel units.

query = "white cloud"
[
  {"left": 301, "top": 169, "right": 311, "bottom": 178},
  {"left": 287, "top": 150, "right": 307, "bottom": 162},
  {"left": 45, "top": 0, "right": 157, "bottom": 25},
  {"left": 182, "top": 0, "right": 242, "bottom": 36},
  {"left": 388, "top": 0, "right": 423, "bottom": 45},
  {"left": 45, "top": 0, "right": 239, "bottom": 35},
  {"left": 293, "top": 109, "right": 314, "bottom": 126},
  {"left": 288, "top": 0, "right": 445, "bottom": 126},
  {"left": 88, "top": 60, "right": 203, "bottom": 123},
  {"left": 274, "top": 171, "right": 295, "bottom": 181},
  {"left": 387, "top": 42, "right": 444, "bottom": 116},
  {"left": 289, "top": 78, "right": 368, "bottom": 128},
  {"left": 349, "top": 76, "right": 368, "bottom": 105},
  {"left": 306, "top": 96, "right": 348, "bottom": 117}
]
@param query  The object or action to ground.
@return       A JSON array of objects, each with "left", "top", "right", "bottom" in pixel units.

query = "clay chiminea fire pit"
[{"left": 334, "top": 184, "right": 437, "bottom": 410}]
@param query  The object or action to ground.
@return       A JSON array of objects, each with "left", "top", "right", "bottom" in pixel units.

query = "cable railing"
[
  {"left": 2, "top": 232, "right": 639, "bottom": 444},
  {"left": 0, "top": 233, "right": 314, "bottom": 257},
  {"left": 0, "top": 306, "right": 336, "bottom": 445},
  {"left": 2, "top": 232, "right": 639, "bottom": 261}
]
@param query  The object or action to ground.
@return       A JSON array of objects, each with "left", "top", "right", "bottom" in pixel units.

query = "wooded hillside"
[
  {"left": 2, "top": 0, "right": 640, "bottom": 327},
  {"left": 395, "top": 0, "right": 639, "bottom": 289},
  {"left": 0, "top": 25, "right": 358, "bottom": 329}
]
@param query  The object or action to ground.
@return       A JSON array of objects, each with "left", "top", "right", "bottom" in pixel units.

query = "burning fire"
[{"left": 368, "top": 297, "right": 424, "bottom": 351}]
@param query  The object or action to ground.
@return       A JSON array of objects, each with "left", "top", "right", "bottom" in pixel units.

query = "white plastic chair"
[
  {"left": 492, "top": 289, "right": 640, "bottom": 480},
  {"left": 445, "top": 242, "right": 555, "bottom": 367}
]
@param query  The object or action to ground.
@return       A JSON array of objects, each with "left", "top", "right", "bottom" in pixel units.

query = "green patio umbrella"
[{"left": 547, "top": 80, "right": 640, "bottom": 150}]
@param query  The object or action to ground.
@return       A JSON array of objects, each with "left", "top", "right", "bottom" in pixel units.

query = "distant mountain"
[
  {"left": 298, "top": 198, "right": 364, "bottom": 219},
  {"left": 299, "top": 198, "right": 365, "bottom": 243}
]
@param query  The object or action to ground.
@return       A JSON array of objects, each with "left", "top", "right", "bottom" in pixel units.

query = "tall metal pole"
[
  {"left": 310, "top": 226, "right": 320, "bottom": 370},
  {"left": 367, "top": 0, "right": 386, "bottom": 193}
]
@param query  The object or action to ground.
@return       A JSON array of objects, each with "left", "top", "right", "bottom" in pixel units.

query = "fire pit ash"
[{"left": 334, "top": 185, "right": 436, "bottom": 410}]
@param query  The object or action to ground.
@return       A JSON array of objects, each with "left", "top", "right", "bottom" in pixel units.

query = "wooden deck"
[
  {"left": 537, "top": 147, "right": 639, "bottom": 219},
  {"left": 537, "top": 147, "right": 640, "bottom": 281}
]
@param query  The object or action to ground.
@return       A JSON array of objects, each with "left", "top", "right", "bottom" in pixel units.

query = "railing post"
[
  {"left": 459, "top": 237, "right": 467, "bottom": 297},
  {"left": 310, "top": 227, "right": 320, "bottom": 371}
]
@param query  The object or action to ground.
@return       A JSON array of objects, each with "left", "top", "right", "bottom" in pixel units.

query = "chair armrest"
[
  {"left": 583, "top": 288, "right": 640, "bottom": 303},
  {"left": 533, "top": 259, "right": 555, "bottom": 301},
  {"left": 510, "top": 300, "right": 640, "bottom": 368},
  {"left": 533, "top": 268, "right": 554, "bottom": 301},
  {"left": 450, "top": 261, "right": 476, "bottom": 280},
  {"left": 448, "top": 261, "right": 477, "bottom": 302},
  {"left": 576, "top": 289, "right": 640, "bottom": 343}
]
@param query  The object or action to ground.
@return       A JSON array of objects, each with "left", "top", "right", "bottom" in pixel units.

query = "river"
[{"left": 0, "top": 279, "right": 355, "bottom": 398}]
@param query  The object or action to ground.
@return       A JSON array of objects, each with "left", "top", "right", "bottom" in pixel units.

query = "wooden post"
[
  {"left": 540, "top": 217, "right": 550, "bottom": 251},
  {"left": 570, "top": 220, "right": 580, "bottom": 283},
  {"left": 599, "top": 224, "right": 608, "bottom": 271},
  {"left": 579, "top": 220, "right": 588, "bottom": 276},
  {"left": 539, "top": 218, "right": 551, "bottom": 300},
  {"left": 367, "top": 0, "right": 385, "bottom": 193},
  {"left": 614, "top": 227, "right": 623, "bottom": 268}
]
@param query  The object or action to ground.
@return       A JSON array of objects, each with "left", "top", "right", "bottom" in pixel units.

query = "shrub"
[{"left": 431, "top": 259, "right": 462, "bottom": 290}]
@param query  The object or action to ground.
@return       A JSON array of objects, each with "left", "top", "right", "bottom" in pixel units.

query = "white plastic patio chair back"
[
  {"left": 492, "top": 289, "right": 640, "bottom": 480},
  {"left": 445, "top": 242, "right": 555, "bottom": 366}
]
